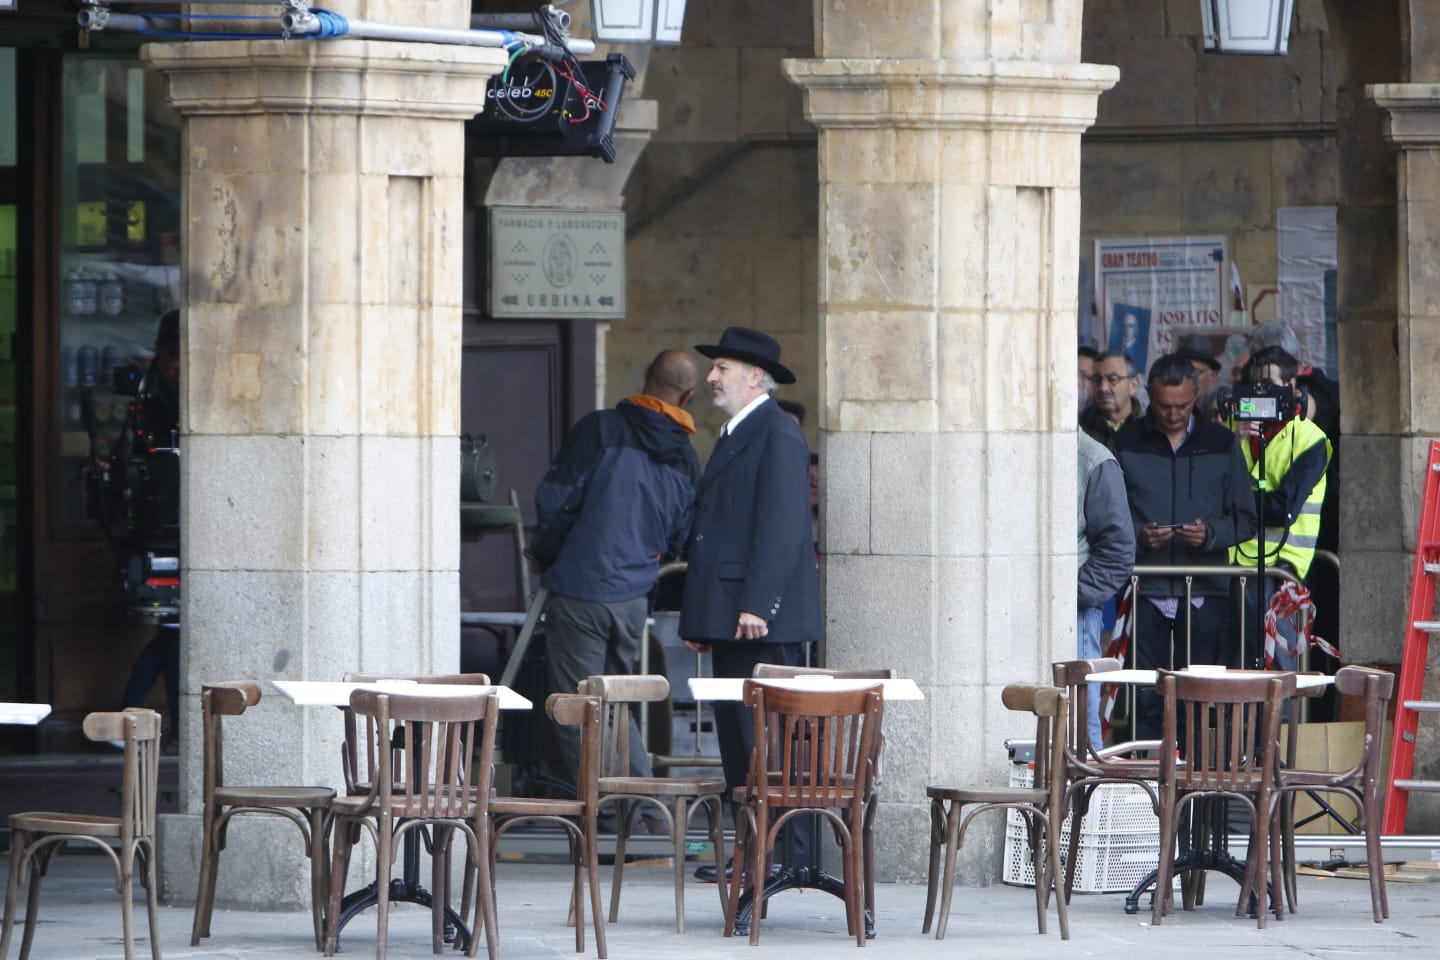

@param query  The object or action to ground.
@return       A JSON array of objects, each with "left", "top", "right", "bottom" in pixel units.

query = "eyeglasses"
[{"left": 1088, "top": 373, "right": 1133, "bottom": 387}]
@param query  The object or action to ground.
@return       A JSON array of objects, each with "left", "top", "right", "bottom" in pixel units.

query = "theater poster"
[{"left": 1094, "top": 236, "right": 1227, "bottom": 375}]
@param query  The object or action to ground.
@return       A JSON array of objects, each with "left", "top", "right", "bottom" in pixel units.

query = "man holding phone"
[{"left": 1112, "top": 353, "right": 1258, "bottom": 740}]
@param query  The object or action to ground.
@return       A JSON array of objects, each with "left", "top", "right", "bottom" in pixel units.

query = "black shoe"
[{"left": 694, "top": 861, "right": 727, "bottom": 883}]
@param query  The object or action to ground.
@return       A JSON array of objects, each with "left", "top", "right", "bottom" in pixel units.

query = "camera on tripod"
[{"left": 1220, "top": 381, "right": 1303, "bottom": 422}]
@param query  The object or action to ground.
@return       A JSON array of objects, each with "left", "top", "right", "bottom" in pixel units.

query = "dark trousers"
[
  {"left": 543, "top": 592, "right": 654, "bottom": 784},
  {"left": 120, "top": 623, "right": 179, "bottom": 726},
  {"left": 1132, "top": 598, "right": 1233, "bottom": 742},
  {"left": 711, "top": 640, "right": 812, "bottom": 864}
]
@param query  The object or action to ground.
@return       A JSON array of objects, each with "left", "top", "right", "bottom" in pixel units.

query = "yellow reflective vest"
[{"left": 1228, "top": 417, "right": 1332, "bottom": 579}]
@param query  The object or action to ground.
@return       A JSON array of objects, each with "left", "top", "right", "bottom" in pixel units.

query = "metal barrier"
[{"left": 1114, "top": 563, "right": 1318, "bottom": 736}]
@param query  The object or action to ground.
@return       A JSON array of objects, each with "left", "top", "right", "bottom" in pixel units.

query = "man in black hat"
[
  {"left": 680, "top": 326, "right": 822, "bottom": 880},
  {"left": 1173, "top": 332, "right": 1222, "bottom": 397}
]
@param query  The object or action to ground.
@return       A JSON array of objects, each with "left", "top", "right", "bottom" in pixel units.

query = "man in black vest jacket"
[{"left": 681, "top": 327, "right": 822, "bottom": 876}]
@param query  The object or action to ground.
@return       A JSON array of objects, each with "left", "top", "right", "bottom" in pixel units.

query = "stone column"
[
  {"left": 1366, "top": 83, "right": 1440, "bottom": 831},
  {"left": 143, "top": 32, "right": 504, "bottom": 905},
  {"left": 786, "top": 1, "right": 1115, "bottom": 881}
]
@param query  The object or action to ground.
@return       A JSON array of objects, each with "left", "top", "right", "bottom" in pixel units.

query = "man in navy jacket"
[
  {"left": 532, "top": 350, "right": 701, "bottom": 790},
  {"left": 680, "top": 327, "right": 822, "bottom": 875},
  {"left": 1112, "top": 353, "right": 1257, "bottom": 740}
]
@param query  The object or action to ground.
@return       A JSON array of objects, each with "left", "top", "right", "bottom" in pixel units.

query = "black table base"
[
  {"left": 1124, "top": 798, "right": 1271, "bottom": 918},
  {"left": 731, "top": 864, "right": 875, "bottom": 939},
  {"left": 332, "top": 827, "right": 469, "bottom": 950}
]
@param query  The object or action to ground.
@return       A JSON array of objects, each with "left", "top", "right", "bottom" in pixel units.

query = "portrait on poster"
[{"left": 1107, "top": 304, "right": 1152, "bottom": 369}]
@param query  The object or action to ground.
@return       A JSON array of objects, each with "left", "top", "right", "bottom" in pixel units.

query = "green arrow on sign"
[
  {"left": 502, "top": 295, "right": 519, "bottom": 305},
  {"left": 599, "top": 296, "right": 614, "bottom": 306}
]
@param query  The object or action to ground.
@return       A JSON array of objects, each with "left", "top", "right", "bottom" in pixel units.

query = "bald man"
[{"left": 531, "top": 350, "right": 702, "bottom": 794}]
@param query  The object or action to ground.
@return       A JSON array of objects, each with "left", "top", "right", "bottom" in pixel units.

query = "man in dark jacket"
[
  {"left": 681, "top": 326, "right": 822, "bottom": 876},
  {"left": 1112, "top": 353, "right": 1258, "bottom": 740},
  {"left": 532, "top": 349, "right": 701, "bottom": 789}
]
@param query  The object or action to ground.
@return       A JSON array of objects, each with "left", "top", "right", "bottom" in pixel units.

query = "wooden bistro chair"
[
  {"left": 1051, "top": 658, "right": 1162, "bottom": 903},
  {"left": 724, "top": 678, "right": 884, "bottom": 947},
  {"left": 1273, "top": 665, "right": 1395, "bottom": 922},
  {"left": 923, "top": 684, "right": 1070, "bottom": 942},
  {"left": 578, "top": 674, "right": 728, "bottom": 933},
  {"left": 323, "top": 687, "right": 500, "bottom": 960},
  {"left": 191, "top": 681, "right": 335, "bottom": 950},
  {"left": 1152, "top": 669, "right": 1294, "bottom": 930},
  {"left": 752, "top": 663, "right": 896, "bottom": 923},
  {"left": 488, "top": 693, "right": 608, "bottom": 959},
  {"left": 1, "top": 709, "right": 162, "bottom": 960}
]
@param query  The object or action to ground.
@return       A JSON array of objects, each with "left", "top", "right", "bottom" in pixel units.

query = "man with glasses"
[
  {"left": 1112, "top": 354, "right": 1257, "bottom": 740},
  {"left": 1081, "top": 349, "right": 1144, "bottom": 449}
]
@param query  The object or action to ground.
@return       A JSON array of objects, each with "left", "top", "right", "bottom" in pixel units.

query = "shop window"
[{"left": 55, "top": 54, "right": 181, "bottom": 532}]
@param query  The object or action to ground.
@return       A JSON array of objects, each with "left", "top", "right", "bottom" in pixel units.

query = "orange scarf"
[{"left": 627, "top": 394, "right": 695, "bottom": 434}]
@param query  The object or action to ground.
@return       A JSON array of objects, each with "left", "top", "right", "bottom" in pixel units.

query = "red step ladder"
[{"left": 1381, "top": 439, "right": 1440, "bottom": 834}]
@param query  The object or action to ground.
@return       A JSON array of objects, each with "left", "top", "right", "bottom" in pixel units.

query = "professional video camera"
[{"left": 1219, "top": 380, "right": 1304, "bottom": 423}]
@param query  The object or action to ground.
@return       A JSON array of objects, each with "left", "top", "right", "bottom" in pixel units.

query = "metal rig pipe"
[{"left": 280, "top": 13, "right": 595, "bottom": 55}]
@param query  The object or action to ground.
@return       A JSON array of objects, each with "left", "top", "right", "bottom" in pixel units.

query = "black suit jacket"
[{"left": 679, "top": 397, "right": 822, "bottom": 646}]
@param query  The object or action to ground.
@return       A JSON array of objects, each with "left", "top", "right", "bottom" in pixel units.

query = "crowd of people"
[{"left": 1076, "top": 321, "right": 1339, "bottom": 744}]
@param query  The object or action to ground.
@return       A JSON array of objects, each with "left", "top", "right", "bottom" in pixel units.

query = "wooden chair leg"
[
  {"left": 585, "top": 822, "right": 608, "bottom": 959},
  {"left": 468, "top": 825, "right": 499, "bottom": 960},
  {"left": 1027, "top": 815, "right": 1047, "bottom": 935},
  {"left": 921, "top": 798, "right": 944, "bottom": 934},
  {"left": 1, "top": 830, "right": 29, "bottom": 960},
  {"left": 141, "top": 839, "right": 162, "bottom": 960},
  {"left": 1044, "top": 812, "right": 1069, "bottom": 940},
  {"left": 723, "top": 807, "right": 750, "bottom": 938},
  {"left": 323, "top": 819, "right": 355, "bottom": 956},
  {"left": 933, "top": 802, "right": 964, "bottom": 941},
  {"left": 704, "top": 797, "right": 728, "bottom": 916},
  {"left": 608, "top": 799, "right": 631, "bottom": 925},
  {"left": 747, "top": 804, "right": 769, "bottom": 946},
  {"left": 190, "top": 812, "right": 218, "bottom": 946},
  {"left": 669, "top": 799, "right": 686, "bottom": 933},
  {"left": 376, "top": 819, "right": 393, "bottom": 960},
  {"left": 1362, "top": 793, "right": 1389, "bottom": 921},
  {"left": 119, "top": 839, "right": 136, "bottom": 960},
  {"left": 309, "top": 807, "right": 330, "bottom": 953}
]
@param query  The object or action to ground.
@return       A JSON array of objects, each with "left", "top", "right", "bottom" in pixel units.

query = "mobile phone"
[{"left": 1152, "top": 522, "right": 1187, "bottom": 529}]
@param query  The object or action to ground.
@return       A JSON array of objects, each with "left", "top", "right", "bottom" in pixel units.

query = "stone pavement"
[{"left": 0, "top": 850, "right": 1435, "bottom": 960}]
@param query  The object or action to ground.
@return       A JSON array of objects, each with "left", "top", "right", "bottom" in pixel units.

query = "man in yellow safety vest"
[{"left": 1228, "top": 344, "right": 1333, "bottom": 670}]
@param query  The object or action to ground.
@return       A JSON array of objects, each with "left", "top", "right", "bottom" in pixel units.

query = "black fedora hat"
[
  {"left": 695, "top": 326, "right": 796, "bottom": 384},
  {"left": 1173, "top": 333, "right": 1221, "bottom": 371}
]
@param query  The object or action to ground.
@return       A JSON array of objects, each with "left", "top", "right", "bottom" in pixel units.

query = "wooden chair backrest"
[
  {"left": 82, "top": 708, "right": 162, "bottom": 844},
  {"left": 1000, "top": 683, "right": 1068, "bottom": 812},
  {"left": 348, "top": 688, "right": 498, "bottom": 822},
  {"left": 1159, "top": 670, "right": 1296, "bottom": 793},
  {"left": 199, "top": 681, "right": 264, "bottom": 797},
  {"left": 340, "top": 672, "right": 491, "bottom": 795},
  {"left": 1326, "top": 665, "right": 1395, "bottom": 785},
  {"left": 1050, "top": 657, "right": 1122, "bottom": 763},
  {"left": 548, "top": 693, "right": 602, "bottom": 809},
  {"left": 576, "top": 675, "right": 669, "bottom": 780},
  {"left": 742, "top": 679, "right": 884, "bottom": 812}
]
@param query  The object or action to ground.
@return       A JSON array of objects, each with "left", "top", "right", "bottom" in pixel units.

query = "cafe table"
[
  {"left": 1096, "top": 667, "right": 1332, "bottom": 916},
  {"left": 271, "top": 679, "right": 531, "bottom": 949},
  {"left": 0, "top": 703, "right": 51, "bottom": 725},
  {"left": 689, "top": 674, "right": 923, "bottom": 937}
]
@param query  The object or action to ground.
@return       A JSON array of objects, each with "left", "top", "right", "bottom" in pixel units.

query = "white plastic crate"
[
  {"left": 1002, "top": 765, "right": 1160, "bottom": 892},
  {"left": 1002, "top": 821, "right": 1161, "bottom": 893}
]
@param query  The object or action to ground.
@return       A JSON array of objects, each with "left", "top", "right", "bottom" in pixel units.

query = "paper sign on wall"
[{"left": 1094, "top": 236, "right": 1227, "bottom": 375}]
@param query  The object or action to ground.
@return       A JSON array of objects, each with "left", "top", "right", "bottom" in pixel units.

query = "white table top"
[
  {"left": 1100, "top": 668, "right": 1333, "bottom": 690},
  {"left": 272, "top": 680, "right": 532, "bottom": 711},
  {"left": 688, "top": 676, "right": 924, "bottom": 702},
  {"left": 0, "top": 702, "right": 51, "bottom": 726}
]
